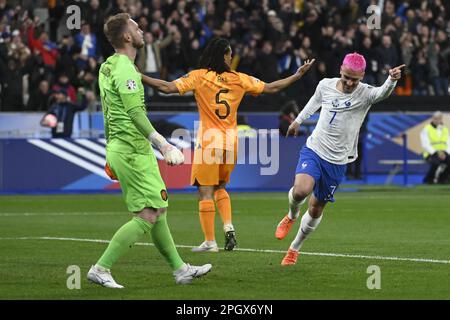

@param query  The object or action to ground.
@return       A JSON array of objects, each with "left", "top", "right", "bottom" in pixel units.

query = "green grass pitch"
[{"left": 0, "top": 186, "right": 449, "bottom": 299}]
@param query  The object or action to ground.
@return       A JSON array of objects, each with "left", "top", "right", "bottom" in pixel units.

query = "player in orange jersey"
[{"left": 141, "top": 37, "right": 314, "bottom": 252}]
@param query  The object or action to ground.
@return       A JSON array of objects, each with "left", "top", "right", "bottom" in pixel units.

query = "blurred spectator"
[
  {"left": 164, "top": 29, "right": 189, "bottom": 80},
  {"left": 187, "top": 38, "right": 201, "bottom": 69},
  {"left": 75, "top": 21, "right": 97, "bottom": 68},
  {"left": 84, "top": 0, "right": 110, "bottom": 59},
  {"left": 382, "top": 0, "right": 397, "bottom": 26},
  {"left": 26, "top": 49, "right": 53, "bottom": 93},
  {"left": 84, "top": 0, "right": 105, "bottom": 35},
  {"left": 420, "top": 111, "right": 450, "bottom": 184},
  {"left": 108, "top": 0, "right": 128, "bottom": 17},
  {"left": 48, "top": 0, "right": 65, "bottom": 42},
  {"left": 358, "top": 36, "right": 379, "bottom": 85},
  {"left": 136, "top": 30, "right": 172, "bottom": 99},
  {"left": 376, "top": 35, "right": 399, "bottom": 84},
  {"left": 279, "top": 100, "right": 301, "bottom": 137},
  {"left": 303, "top": 9, "right": 322, "bottom": 53},
  {"left": 428, "top": 42, "right": 450, "bottom": 95},
  {"left": 55, "top": 35, "right": 77, "bottom": 82},
  {"left": 297, "top": 36, "right": 318, "bottom": 98},
  {"left": 27, "top": 79, "right": 51, "bottom": 111},
  {"left": 256, "top": 41, "right": 279, "bottom": 82},
  {"left": 411, "top": 48, "right": 429, "bottom": 95},
  {"left": 42, "top": 88, "right": 87, "bottom": 138},
  {"left": 7, "top": 29, "right": 30, "bottom": 67},
  {"left": 26, "top": 17, "right": 59, "bottom": 69},
  {"left": 265, "top": 10, "right": 284, "bottom": 45},
  {"left": 234, "top": 43, "right": 254, "bottom": 74},
  {"left": 319, "top": 25, "right": 336, "bottom": 74},
  {"left": 399, "top": 32, "right": 415, "bottom": 68},
  {"left": 52, "top": 73, "right": 77, "bottom": 103},
  {"left": 0, "top": 0, "right": 11, "bottom": 17},
  {"left": 0, "top": 58, "right": 25, "bottom": 110}
]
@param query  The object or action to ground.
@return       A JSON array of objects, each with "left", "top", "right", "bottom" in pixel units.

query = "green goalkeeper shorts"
[{"left": 106, "top": 150, "right": 168, "bottom": 212}]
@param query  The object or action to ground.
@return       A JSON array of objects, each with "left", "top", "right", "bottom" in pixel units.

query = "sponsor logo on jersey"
[
  {"left": 217, "top": 75, "right": 227, "bottom": 83},
  {"left": 332, "top": 98, "right": 340, "bottom": 108},
  {"left": 101, "top": 66, "right": 111, "bottom": 77},
  {"left": 126, "top": 79, "right": 137, "bottom": 90},
  {"left": 160, "top": 189, "right": 168, "bottom": 201}
]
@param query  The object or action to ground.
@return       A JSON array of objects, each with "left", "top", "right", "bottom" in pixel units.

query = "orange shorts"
[{"left": 191, "top": 148, "right": 237, "bottom": 186}]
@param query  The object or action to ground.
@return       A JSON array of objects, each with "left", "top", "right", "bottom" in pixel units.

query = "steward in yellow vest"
[
  {"left": 421, "top": 124, "right": 448, "bottom": 158},
  {"left": 420, "top": 111, "right": 450, "bottom": 184}
]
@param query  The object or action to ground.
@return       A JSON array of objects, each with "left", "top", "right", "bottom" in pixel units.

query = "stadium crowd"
[{"left": 1, "top": 0, "right": 450, "bottom": 112}]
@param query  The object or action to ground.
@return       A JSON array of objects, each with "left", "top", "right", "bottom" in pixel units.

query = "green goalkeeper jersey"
[{"left": 99, "top": 53, "right": 151, "bottom": 155}]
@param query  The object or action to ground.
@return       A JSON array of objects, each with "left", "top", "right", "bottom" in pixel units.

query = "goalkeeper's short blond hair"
[{"left": 103, "top": 13, "right": 130, "bottom": 49}]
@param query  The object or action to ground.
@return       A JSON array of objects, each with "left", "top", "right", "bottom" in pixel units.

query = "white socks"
[
  {"left": 223, "top": 223, "right": 234, "bottom": 233},
  {"left": 94, "top": 264, "right": 110, "bottom": 272},
  {"left": 174, "top": 263, "right": 188, "bottom": 275},
  {"left": 288, "top": 187, "right": 306, "bottom": 220},
  {"left": 290, "top": 210, "right": 322, "bottom": 251}
]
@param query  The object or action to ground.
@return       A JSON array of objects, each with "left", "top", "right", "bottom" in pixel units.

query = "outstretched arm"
[
  {"left": 141, "top": 73, "right": 179, "bottom": 94},
  {"left": 263, "top": 59, "right": 315, "bottom": 94},
  {"left": 369, "top": 64, "right": 405, "bottom": 104}
]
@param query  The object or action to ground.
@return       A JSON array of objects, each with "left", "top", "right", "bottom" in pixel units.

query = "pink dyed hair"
[{"left": 342, "top": 52, "right": 366, "bottom": 72}]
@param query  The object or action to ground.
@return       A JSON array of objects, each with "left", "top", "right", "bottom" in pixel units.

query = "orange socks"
[
  {"left": 199, "top": 199, "right": 215, "bottom": 241},
  {"left": 198, "top": 190, "right": 232, "bottom": 241},
  {"left": 214, "top": 189, "right": 232, "bottom": 225}
]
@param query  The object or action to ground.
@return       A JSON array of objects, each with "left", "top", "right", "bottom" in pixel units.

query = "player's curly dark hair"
[{"left": 198, "top": 37, "right": 231, "bottom": 74}]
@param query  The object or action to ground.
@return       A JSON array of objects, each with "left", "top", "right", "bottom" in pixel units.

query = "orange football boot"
[
  {"left": 281, "top": 248, "right": 299, "bottom": 266},
  {"left": 275, "top": 215, "right": 296, "bottom": 240}
]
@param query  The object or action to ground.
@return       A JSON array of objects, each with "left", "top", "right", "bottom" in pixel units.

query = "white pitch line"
[{"left": 0, "top": 236, "right": 449, "bottom": 265}]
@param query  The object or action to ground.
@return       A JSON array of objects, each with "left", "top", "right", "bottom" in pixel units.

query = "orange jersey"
[{"left": 174, "top": 69, "right": 265, "bottom": 150}]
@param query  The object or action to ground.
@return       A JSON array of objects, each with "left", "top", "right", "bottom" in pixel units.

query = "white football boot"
[
  {"left": 191, "top": 240, "right": 219, "bottom": 252},
  {"left": 87, "top": 265, "right": 124, "bottom": 289},
  {"left": 173, "top": 263, "right": 212, "bottom": 284}
]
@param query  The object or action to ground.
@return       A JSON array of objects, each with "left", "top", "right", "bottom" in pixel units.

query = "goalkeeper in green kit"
[{"left": 87, "top": 13, "right": 212, "bottom": 288}]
